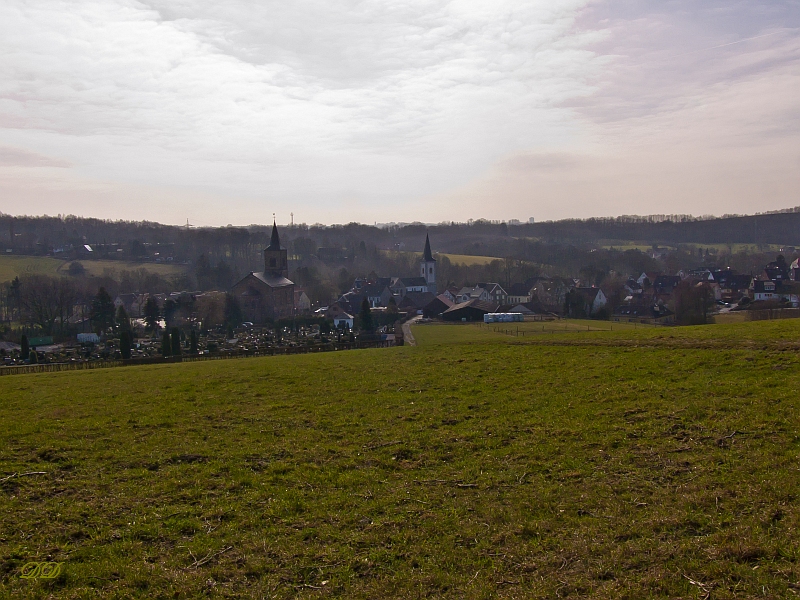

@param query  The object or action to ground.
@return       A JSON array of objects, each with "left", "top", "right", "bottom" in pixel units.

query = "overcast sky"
[{"left": 1, "top": 1, "right": 798, "bottom": 226}]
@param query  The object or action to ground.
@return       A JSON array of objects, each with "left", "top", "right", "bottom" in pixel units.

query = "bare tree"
[{"left": 19, "top": 275, "right": 77, "bottom": 336}]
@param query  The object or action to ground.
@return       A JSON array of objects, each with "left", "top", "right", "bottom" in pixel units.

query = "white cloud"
[{"left": 0, "top": 0, "right": 797, "bottom": 224}]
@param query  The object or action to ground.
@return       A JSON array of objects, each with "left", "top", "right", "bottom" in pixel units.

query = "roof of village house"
[
  {"left": 573, "top": 287, "right": 603, "bottom": 302},
  {"left": 398, "top": 291, "right": 436, "bottom": 309},
  {"left": 507, "top": 283, "right": 531, "bottom": 296},
  {"left": 394, "top": 277, "right": 428, "bottom": 288},
  {"left": 442, "top": 299, "right": 499, "bottom": 315},
  {"left": 614, "top": 303, "right": 674, "bottom": 318},
  {"left": 422, "top": 233, "right": 435, "bottom": 262},
  {"left": 248, "top": 272, "right": 294, "bottom": 288}
]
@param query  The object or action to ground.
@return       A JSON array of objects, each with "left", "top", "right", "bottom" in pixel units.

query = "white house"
[{"left": 333, "top": 313, "right": 354, "bottom": 330}]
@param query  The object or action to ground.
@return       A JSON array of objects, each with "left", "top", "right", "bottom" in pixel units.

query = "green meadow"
[
  {"left": 0, "top": 255, "right": 187, "bottom": 284},
  {"left": 1, "top": 320, "right": 799, "bottom": 598}
]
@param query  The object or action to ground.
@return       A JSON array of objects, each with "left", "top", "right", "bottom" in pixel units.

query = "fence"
[
  {"left": 745, "top": 308, "right": 800, "bottom": 321},
  {"left": 0, "top": 339, "right": 394, "bottom": 377}
]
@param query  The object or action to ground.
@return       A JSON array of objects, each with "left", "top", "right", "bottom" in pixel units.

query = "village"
[{"left": 2, "top": 224, "right": 799, "bottom": 369}]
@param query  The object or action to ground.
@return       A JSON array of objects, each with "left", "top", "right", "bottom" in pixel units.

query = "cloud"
[
  {"left": 0, "top": 145, "right": 70, "bottom": 168},
  {"left": 0, "top": 0, "right": 797, "bottom": 224}
]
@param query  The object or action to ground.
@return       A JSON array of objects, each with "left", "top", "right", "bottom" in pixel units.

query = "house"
[
  {"left": 294, "top": 289, "right": 311, "bottom": 312},
  {"left": 230, "top": 221, "right": 295, "bottom": 322},
  {"left": 567, "top": 287, "right": 608, "bottom": 317},
  {"left": 753, "top": 280, "right": 778, "bottom": 301},
  {"left": 477, "top": 282, "right": 507, "bottom": 304},
  {"left": 612, "top": 303, "right": 674, "bottom": 325},
  {"left": 763, "top": 259, "right": 789, "bottom": 283},
  {"left": 391, "top": 277, "right": 429, "bottom": 298},
  {"left": 442, "top": 287, "right": 459, "bottom": 304},
  {"left": 790, "top": 258, "right": 800, "bottom": 282},
  {"left": 531, "top": 278, "right": 574, "bottom": 313},
  {"left": 363, "top": 284, "right": 393, "bottom": 308},
  {"left": 637, "top": 272, "right": 660, "bottom": 288},
  {"left": 441, "top": 299, "right": 500, "bottom": 322},
  {"left": 333, "top": 313, "right": 354, "bottom": 330},
  {"left": 456, "top": 286, "right": 491, "bottom": 303},
  {"left": 397, "top": 291, "right": 436, "bottom": 312},
  {"left": 652, "top": 276, "right": 682, "bottom": 296},
  {"left": 712, "top": 273, "right": 753, "bottom": 303},
  {"left": 506, "top": 283, "right": 532, "bottom": 305},
  {"left": 422, "top": 294, "right": 454, "bottom": 318}
]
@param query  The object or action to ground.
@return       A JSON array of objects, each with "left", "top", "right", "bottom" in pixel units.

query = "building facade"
[{"left": 230, "top": 221, "right": 295, "bottom": 322}]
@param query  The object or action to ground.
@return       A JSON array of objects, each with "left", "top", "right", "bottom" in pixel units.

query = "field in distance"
[
  {"left": 0, "top": 255, "right": 188, "bottom": 283},
  {"left": 389, "top": 250, "right": 501, "bottom": 266},
  {"left": 1, "top": 320, "right": 799, "bottom": 598}
]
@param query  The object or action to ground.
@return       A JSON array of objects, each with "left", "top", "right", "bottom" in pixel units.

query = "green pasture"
[
  {"left": 0, "top": 255, "right": 188, "bottom": 284},
  {"left": 1, "top": 320, "right": 799, "bottom": 598},
  {"left": 390, "top": 250, "right": 502, "bottom": 266}
]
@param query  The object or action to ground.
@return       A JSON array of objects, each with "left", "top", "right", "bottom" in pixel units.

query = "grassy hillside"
[
  {"left": 0, "top": 255, "right": 188, "bottom": 283},
  {"left": 1, "top": 321, "right": 799, "bottom": 598}
]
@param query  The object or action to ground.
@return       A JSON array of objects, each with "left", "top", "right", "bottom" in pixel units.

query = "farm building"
[{"left": 441, "top": 299, "right": 499, "bottom": 322}]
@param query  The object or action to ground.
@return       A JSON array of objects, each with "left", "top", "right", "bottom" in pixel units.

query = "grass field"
[
  {"left": 0, "top": 255, "right": 188, "bottom": 283},
  {"left": 2, "top": 321, "right": 800, "bottom": 598},
  {"left": 394, "top": 251, "right": 502, "bottom": 266}
]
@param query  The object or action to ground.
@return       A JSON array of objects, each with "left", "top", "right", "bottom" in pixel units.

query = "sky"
[{"left": 0, "top": 0, "right": 798, "bottom": 226}]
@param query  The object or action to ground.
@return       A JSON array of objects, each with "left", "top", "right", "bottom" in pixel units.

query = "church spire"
[
  {"left": 422, "top": 233, "right": 435, "bottom": 262},
  {"left": 268, "top": 219, "right": 281, "bottom": 250}
]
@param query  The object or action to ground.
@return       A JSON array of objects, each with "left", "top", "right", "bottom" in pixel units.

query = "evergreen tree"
[
  {"left": 224, "top": 293, "right": 243, "bottom": 329},
  {"left": 358, "top": 298, "right": 373, "bottom": 332},
  {"left": 143, "top": 297, "right": 160, "bottom": 334},
  {"left": 163, "top": 299, "right": 178, "bottom": 329},
  {"left": 90, "top": 287, "right": 115, "bottom": 333},
  {"left": 190, "top": 329, "right": 198, "bottom": 354},
  {"left": 170, "top": 327, "right": 181, "bottom": 356},
  {"left": 115, "top": 304, "right": 131, "bottom": 333},
  {"left": 20, "top": 334, "right": 28, "bottom": 359},
  {"left": 161, "top": 331, "right": 171, "bottom": 358},
  {"left": 29, "top": 350, "right": 38, "bottom": 364},
  {"left": 119, "top": 330, "right": 132, "bottom": 360}
]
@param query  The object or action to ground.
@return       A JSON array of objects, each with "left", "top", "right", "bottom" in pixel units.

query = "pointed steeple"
[
  {"left": 422, "top": 233, "right": 435, "bottom": 262},
  {"left": 268, "top": 219, "right": 281, "bottom": 250}
]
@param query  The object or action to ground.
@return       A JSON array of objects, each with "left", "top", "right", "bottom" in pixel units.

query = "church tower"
[
  {"left": 420, "top": 233, "right": 436, "bottom": 293},
  {"left": 264, "top": 220, "right": 289, "bottom": 278}
]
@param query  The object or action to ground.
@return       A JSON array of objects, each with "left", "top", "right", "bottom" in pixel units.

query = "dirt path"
[{"left": 402, "top": 316, "right": 422, "bottom": 346}]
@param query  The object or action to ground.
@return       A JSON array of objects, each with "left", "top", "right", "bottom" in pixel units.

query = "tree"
[
  {"left": 161, "top": 331, "right": 171, "bottom": 358},
  {"left": 358, "top": 298, "right": 373, "bottom": 332},
  {"left": 115, "top": 305, "right": 131, "bottom": 333},
  {"left": 170, "top": 327, "right": 181, "bottom": 356},
  {"left": 29, "top": 350, "right": 38, "bottom": 364},
  {"left": 162, "top": 299, "right": 178, "bottom": 329},
  {"left": 674, "top": 281, "right": 713, "bottom": 325},
  {"left": 119, "top": 330, "right": 132, "bottom": 359},
  {"left": 20, "top": 334, "right": 29, "bottom": 359},
  {"left": 223, "top": 293, "right": 243, "bottom": 329},
  {"left": 18, "top": 275, "right": 77, "bottom": 336},
  {"left": 143, "top": 297, "right": 160, "bottom": 334},
  {"left": 90, "top": 287, "right": 115, "bottom": 333},
  {"left": 67, "top": 261, "right": 85, "bottom": 276},
  {"left": 190, "top": 329, "right": 198, "bottom": 354}
]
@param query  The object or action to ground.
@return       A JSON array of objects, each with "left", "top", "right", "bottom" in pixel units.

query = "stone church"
[{"left": 231, "top": 221, "right": 295, "bottom": 322}]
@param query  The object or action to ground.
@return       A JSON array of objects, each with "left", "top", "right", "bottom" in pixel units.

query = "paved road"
[{"left": 401, "top": 315, "right": 422, "bottom": 346}]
